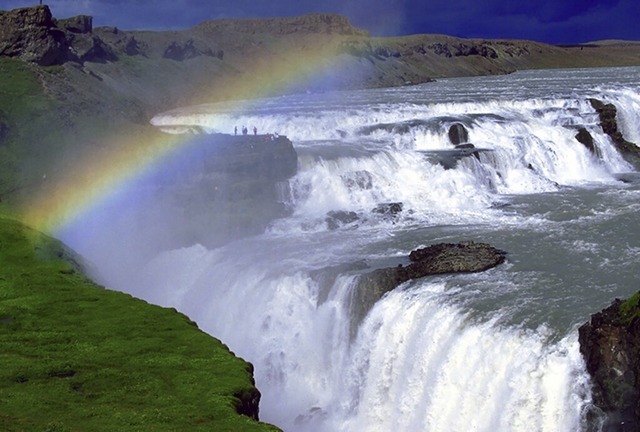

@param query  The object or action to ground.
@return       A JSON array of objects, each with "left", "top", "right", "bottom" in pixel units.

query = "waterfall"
[{"left": 64, "top": 67, "right": 640, "bottom": 432}]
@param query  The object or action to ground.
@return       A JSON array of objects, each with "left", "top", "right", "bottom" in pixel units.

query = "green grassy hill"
[{"left": 0, "top": 210, "right": 279, "bottom": 431}]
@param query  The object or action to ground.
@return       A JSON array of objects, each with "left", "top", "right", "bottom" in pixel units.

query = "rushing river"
[{"left": 66, "top": 67, "right": 640, "bottom": 431}]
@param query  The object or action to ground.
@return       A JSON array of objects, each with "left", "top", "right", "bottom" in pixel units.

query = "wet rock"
[
  {"left": 372, "top": 202, "right": 403, "bottom": 218},
  {"left": 455, "top": 143, "right": 476, "bottom": 150},
  {"left": 326, "top": 210, "right": 359, "bottom": 230},
  {"left": 589, "top": 98, "right": 640, "bottom": 168},
  {"left": 579, "top": 294, "right": 640, "bottom": 430},
  {"left": 448, "top": 123, "right": 469, "bottom": 145},
  {"left": 352, "top": 242, "right": 506, "bottom": 330},
  {"left": 575, "top": 127, "right": 598, "bottom": 155},
  {"left": 406, "top": 241, "right": 506, "bottom": 274}
]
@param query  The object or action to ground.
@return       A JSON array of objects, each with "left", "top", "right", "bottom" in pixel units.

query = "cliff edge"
[
  {"left": 579, "top": 293, "right": 640, "bottom": 431},
  {"left": 0, "top": 213, "right": 280, "bottom": 431}
]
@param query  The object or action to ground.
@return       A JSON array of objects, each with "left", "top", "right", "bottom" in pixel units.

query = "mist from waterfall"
[{"left": 63, "top": 67, "right": 640, "bottom": 431}]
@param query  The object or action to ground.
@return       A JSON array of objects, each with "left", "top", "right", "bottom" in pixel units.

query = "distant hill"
[
  {"left": 1, "top": 4, "right": 640, "bottom": 202},
  {"left": 585, "top": 39, "right": 640, "bottom": 46}
]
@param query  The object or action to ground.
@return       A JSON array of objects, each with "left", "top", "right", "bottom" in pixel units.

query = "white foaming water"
[
  {"left": 136, "top": 247, "right": 592, "bottom": 432},
  {"left": 70, "top": 67, "right": 640, "bottom": 431},
  {"left": 334, "top": 284, "right": 591, "bottom": 432}
]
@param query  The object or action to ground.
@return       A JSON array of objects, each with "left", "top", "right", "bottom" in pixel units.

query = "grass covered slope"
[{"left": 0, "top": 212, "right": 279, "bottom": 431}]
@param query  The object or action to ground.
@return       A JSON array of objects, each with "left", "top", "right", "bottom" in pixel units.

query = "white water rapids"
[{"left": 65, "top": 67, "right": 640, "bottom": 431}]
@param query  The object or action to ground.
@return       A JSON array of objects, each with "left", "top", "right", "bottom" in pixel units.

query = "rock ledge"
[{"left": 351, "top": 242, "right": 506, "bottom": 329}]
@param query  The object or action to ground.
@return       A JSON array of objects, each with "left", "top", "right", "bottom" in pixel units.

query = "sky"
[{"left": 1, "top": 0, "right": 638, "bottom": 44}]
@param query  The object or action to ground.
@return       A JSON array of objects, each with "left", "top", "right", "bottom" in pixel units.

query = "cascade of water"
[
  {"left": 64, "top": 68, "right": 640, "bottom": 432},
  {"left": 135, "top": 245, "right": 594, "bottom": 432}
]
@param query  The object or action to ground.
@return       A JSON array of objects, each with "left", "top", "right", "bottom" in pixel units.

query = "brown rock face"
[
  {"left": 579, "top": 295, "right": 640, "bottom": 431},
  {"left": 0, "top": 5, "right": 68, "bottom": 65}
]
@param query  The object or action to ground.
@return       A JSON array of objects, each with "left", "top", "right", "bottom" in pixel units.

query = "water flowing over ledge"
[{"left": 64, "top": 67, "right": 640, "bottom": 431}]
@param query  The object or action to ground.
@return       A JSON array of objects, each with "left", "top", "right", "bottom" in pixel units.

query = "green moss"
[
  {"left": 619, "top": 291, "right": 640, "bottom": 325},
  {"left": 0, "top": 214, "right": 279, "bottom": 431}
]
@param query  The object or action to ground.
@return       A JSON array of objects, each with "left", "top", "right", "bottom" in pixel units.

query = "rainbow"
[{"left": 21, "top": 38, "right": 344, "bottom": 235}]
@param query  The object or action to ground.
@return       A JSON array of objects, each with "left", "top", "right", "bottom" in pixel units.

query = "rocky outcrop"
[
  {"left": 163, "top": 38, "right": 222, "bottom": 61},
  {"left": 429, "top": 42, "right": 498, "bottom": 58},
  {"left": 56, "top": 15, "right": 92, "bottom": 34},
  {"left": 589, "top": 98, "right": 640, "bottom": 168},
  {"left": 339, "top": 40, "right": 402, "bottom": 60},
  {"left": 352, "top": 242, "right": 506, "bottom": 328},
  {"left": 195, "top": 13, "right": 369, "bottom": 36},
  {"left": 67, "top": 33, "right": 117, "bottom": 63},
  {"left": 0, "top": 5, "right": 69, "bottom": 65},
  {"left": 0, "top": 5, "right": 116, "bottom": 65},
  {"left": 579, "top": 294, "right": 640, "bottom": 431}
]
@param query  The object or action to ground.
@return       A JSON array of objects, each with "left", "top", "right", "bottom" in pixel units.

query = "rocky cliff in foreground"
[{"left": 579, "top": 293, "right": 640, "bottom": 431}]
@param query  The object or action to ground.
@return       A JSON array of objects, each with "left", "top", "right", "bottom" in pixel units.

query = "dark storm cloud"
[{"left": 1, "top": 0, "right": 637, "bottom": 44}]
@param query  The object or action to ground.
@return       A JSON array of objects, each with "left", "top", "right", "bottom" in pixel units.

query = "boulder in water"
[
  {"left": 352, "top": 241, "right": 507, "bottom": 332},
  {"left": 326, "top": 210, "right": 359, "bottom": 230},
  {"left": 372, "top": 202, "right": 403, "bottom": 218},
  {"left": 448, "top": 122, "right": 469, "bottom": 145},
  {"left": 589, "top": 98, "right": 640, "bottom": 168}
]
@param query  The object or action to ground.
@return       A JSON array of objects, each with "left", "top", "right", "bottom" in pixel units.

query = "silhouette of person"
[
  {"left": 234, "top": 126, "right": 237, "bottom": 135},
  {"left": 253, "top": 126, "right": 257, "bottom": 135}
]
